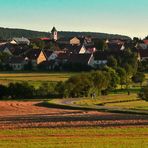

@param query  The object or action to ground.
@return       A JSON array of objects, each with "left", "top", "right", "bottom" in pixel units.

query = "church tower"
[{"left": 51, "top": 27, "right": 58, "bottom": 41}]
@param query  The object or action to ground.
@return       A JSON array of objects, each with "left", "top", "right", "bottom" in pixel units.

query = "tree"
[
  {"left": 64, "top": 74, "right": 93, "bottom": 97},
  {"left": 104, "top": 67, "right": 120, "bottom": 90},
  {"left": 116, "top": 67, "right": 126, "bottom": 89},
  {"left": 90, "top": 71, "right": 110, "bottom": 91},
  {"left": 8, "top": 82, "right": 35, "bottom": 99},
  {"left": 107, "top": 56, "right": 117, "bottom": 69},
  {"left": 37, "top": 40, "right": 45, "bottom": 49},
  {"left": 132, "top": 72, "right": 145, "bottom": 86},
  {"left": 0, "top": 84, "right": 7, "bottom": 99},
  {"left": 94, "top": 39, "right": 107, "bottom": 51},
  {"left": 37, "top": 82, "right": 56, "bottom": 98},
  {"left": 139, "top": 86, "right": 148, "bottom": 101},
  {"left": 123, "top": 64, "right": 133, "bottom": 90}
]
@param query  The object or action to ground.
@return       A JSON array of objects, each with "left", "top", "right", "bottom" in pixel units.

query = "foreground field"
[
  {"left": 0, "top": 127, "right": 147, "bottom": 148},
  {"left": 0, "top": 101, "right": 148, "bottom": 148},
  {"left": 0, "top": 101, "right": 147, "bottom": 129},
  {"left": 0, "top": 101, "right": 147, "bottom": 148}
]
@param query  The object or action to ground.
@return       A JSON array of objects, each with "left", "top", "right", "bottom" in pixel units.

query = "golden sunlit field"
[{"left": 0, "top": 72, "right": 73, "bottom": 86}]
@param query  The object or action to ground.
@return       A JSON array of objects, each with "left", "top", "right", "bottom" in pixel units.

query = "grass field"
[
  {"left": 0, "top": 127, "right": 147, "bottom": 148},
  {"left": 70, "top": 94, "right": 148, "bottom": 112},
  {"left": 0, "top": 72, "right": 74, "bottom": 86}
]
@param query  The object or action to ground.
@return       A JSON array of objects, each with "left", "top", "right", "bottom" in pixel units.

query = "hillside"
[
  {"left": 0, "top": 27, "right": 131, "bottom": 40},
  {"left": 0, "top": 27, "right": 49, "bottom": 40}
]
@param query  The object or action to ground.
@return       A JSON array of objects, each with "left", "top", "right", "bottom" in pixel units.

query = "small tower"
[{"left": 51, "top": 27, "right": 58, "bottom": 41}]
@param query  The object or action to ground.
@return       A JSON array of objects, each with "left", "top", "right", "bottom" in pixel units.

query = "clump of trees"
[
  {"left": 0, "top": 70, "right": 120, "bottom": 99},
  {"left": 139, "top": 86, "right": 148, "bottom": 101}
]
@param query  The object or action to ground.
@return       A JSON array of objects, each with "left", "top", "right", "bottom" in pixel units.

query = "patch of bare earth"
[{"left": 0, "top": 101, "right": 147, "bottom": 129}]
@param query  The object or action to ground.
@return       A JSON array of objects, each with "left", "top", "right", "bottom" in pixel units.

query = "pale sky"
[{"left": 0, "top": 0, "right": 147, "bottom": 38}]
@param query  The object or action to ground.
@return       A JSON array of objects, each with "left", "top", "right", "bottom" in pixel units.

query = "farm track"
[{"left": 0, "top": 101, "right": 148, "bottom": 129}]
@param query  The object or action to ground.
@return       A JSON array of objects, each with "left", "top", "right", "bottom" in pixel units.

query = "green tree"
[
  {"left": 139, "top": 86, "right": 148, "bottom": 101},
  {"left": 8, "top": 82, "right": 35, "bottom": 99},
  {"left": 104, "top": 67, "right": 120, "bottom": 90},
  {"left": 116, "top": 67, "right": 126, "bottom": 89},
  {"left": 132, "top": 72, "right": 145, "bottom": 87},
  {"left": 107, "top": 56, "right": 117, "bottom": 69},
  {"left": 0, "top": 84, "right": 8, "bottom": 99}
]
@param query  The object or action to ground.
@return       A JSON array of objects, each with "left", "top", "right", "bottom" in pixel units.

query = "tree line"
[{"left": 0, "top": 68, "right": 146, "bottom": 100}]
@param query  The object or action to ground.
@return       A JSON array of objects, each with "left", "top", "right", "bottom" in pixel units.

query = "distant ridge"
[{"left": 0, "top": 27, "right": 131, "bottom": 40}]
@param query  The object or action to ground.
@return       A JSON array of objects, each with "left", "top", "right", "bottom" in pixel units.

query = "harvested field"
[{"left": 0, "top": 101, "right": 148, "bottom": 129}]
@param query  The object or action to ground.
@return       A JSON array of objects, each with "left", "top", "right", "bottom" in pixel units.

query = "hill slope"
[{"left": 0, "top": 27, "right": 131, "bottom": 40}]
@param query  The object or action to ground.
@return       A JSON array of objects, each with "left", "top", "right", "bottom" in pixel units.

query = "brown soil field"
[{"left": 0, "top": 101, "right": 148, "bottom": 129}]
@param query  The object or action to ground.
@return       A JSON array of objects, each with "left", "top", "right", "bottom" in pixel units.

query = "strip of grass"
[
  {"left": 44, "top": 94, "right": 148, "bottom": 115},
  {"left": 0, "top": 127, "right": 147, "bottom": 148}
]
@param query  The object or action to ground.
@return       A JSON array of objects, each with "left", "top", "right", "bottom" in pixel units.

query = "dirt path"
[{"left": 0, "top": 101, "right": 148, "bottom": 129}]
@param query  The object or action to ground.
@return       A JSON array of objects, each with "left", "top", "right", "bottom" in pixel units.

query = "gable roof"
[
  {"left": 107, "top": 43, "right": 123, "bottom": 51},
  {"left": 43, "top": 50, "right": 53, "bottom": 59},
  {"left": 66, "top": 44, "right": 84, "bottom": 54},
  {"left": 12, "top": 37, "right": 30, "bottom": 45},
  {"left": 24, "top": 49, "right": 41, "bottom": 60}
]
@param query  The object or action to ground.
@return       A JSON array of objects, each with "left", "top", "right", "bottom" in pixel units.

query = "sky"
[{"left": 0, "top": 0, "right": 147, "bottom": 38}]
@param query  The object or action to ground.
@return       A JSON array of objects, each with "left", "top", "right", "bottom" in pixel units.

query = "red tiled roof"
[
  {"left": 143, "top": 40, "right": 148, "bottom": 45},
  {"left": 40, "top": 38, "right": 50, "bottom": 41}
]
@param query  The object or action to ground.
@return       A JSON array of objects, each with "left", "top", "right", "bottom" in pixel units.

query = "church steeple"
[{"left": 51, "top": 27, "right": 58, "bottom": 41}]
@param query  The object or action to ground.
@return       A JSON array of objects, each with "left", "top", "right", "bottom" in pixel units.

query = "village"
[{"left": 0, "top": 27, "right": 147, "bottom": 71}]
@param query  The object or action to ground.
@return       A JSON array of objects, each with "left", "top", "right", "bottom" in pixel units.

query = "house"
[
  {"left": 43, "top": 50, "right": 54, "bottom": 60},
  {"left": 143, "top": 39, "right": 148, "bottom": 45},
  {"left": 93, "top": 51, "right": 108, "bottom": 67},
  {"left": 70, "top": 37, "right": 80, "bottom": 45},
  {"left": 43, "top": 50, "right": 62, "bottom": 61},
  {"left": 66, "top": 44, "right": 86, "bottom": 54},
  {"left": 0, "top": 44, "right": 13, "bottom": 55},
  {"left": 9, "top": 56, "right": 25, "bottom": 71},
  {"left": 136, "top": 43, "right": 147, "bottom": 50},
  {"left": 56, "top": 52, "right": 70, "bottom": 64},
  {"left": 107, "top": 43, "right": 125, "bottom": 51},
  {"left": 68, "top": 53, "right": 94, "bottom": 67},
  {"left": 24, "top": 49, "right": 47, "bottom": 69},
  {"left": 10, "top": 37, "right": 30, "bottom": 45},
  {"left": 138, "top": 49, "right": 148, "bottom": 61},
  {"left": 85, "top": 45, "right": 96, "bottom": 53},
  {"left": 38, "top": 61, "right": 54, "bottom": 71}
]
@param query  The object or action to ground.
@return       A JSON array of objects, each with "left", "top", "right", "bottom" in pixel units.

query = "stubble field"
[{"left": 0, "top": 101, "right": 147, "bottom": 148}]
